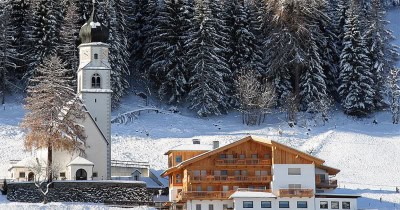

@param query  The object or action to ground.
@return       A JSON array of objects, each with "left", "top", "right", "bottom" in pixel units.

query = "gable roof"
[
  {"left": 161, "top": 136, "right": 340, "bottom": 176},
  {"left": 67, "top": 156, "right": 94, "bottom": 166},
  {"left": 164, "top": 144, "right": 213, "bottom": 155}
]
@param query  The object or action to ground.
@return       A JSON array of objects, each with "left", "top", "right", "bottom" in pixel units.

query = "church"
[{"left": 9, "top": 2, "right": 111, "bottom": 181}]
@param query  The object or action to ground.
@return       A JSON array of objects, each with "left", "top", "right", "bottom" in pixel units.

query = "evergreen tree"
[
  {"left": 0, "top": 3, "right": 19, "bottom": 106},
  {"left": 58, "top": 0, "right": 80, "bottom": 77},
  {"left": 148, "top": 0, "right": 188, "bottom": 103},
  {"left": 338, "top": 3, "right": 375, "bottom": 116},
  {"left": 21, "top": 55, "right": 86, "bottom": 182},
  {"left": 107, "top": 0, "right": 130, "bottom": 107},
  {"left": 230, "top": 0, "right": 264, "bottom": 76},
  {"left": 186, "top": 0, "right": 231, "bottom": 116},
  {"left": 365, "top": 0, "right": 399, "bottom": 109},
  {"left": 389, "top": 67, "right": 400, "bottom": 124},
  {"left": 26, "top": 0, "right": 64, "bottom": 81},
  {"left": 9, "top": 0, "right": 31, "bottom": 80}
]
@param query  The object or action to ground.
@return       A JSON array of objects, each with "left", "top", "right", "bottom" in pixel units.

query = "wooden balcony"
[
  {"left": 181, "top": 191, "right": 235, "bottom": 200},
  {"left": 179, "top": 189, "right": 272, "bottom": 201},
  {"left": 215, "top": 158, "right": 272, "bottom": 166},
  {"left": 190, "top": 175, "right": 272, "bottom": 183},
  {"left": 316, "top": 179, "right": 338, "bottom": 188},
  {"left": 316, "top": 176, "right": 338, "bottom": 188},
  {"left": 279, "top": 188, "right": 314, "bottom": 198}
]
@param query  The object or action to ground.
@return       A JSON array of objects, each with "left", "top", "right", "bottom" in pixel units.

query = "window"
[
  {"left": 207, "top": 186, "right": 213, "bottom": 191},
  {"left": 243, "top": 201, "right": 253, "bottom": 208},
  {"left": 196, "top": 185, "right": 202, "bottom": 191},
  {"left": 239, "top": 154, "right": 245, "bottom": 159},
  {"left": 208, "top": 204, "right": 214, "bottom": 210},
  {"left": 94, "top": 53, "right": 98, "bottom": 59},
  {"left": 19, "top": 172, "right": 25, "bottom": 178},
  {"left": 222, "top": 185, "right": 229, "bottom": 191},
  {"left": 223, "top": 204, "right": 228, "bottom": 210},
  {"left": 342, "top": 201, "right": 351, "bottom": 209},
  {"left": 175, "top": 155, "right": 182, "bottom": 163},
  {"left": 264, "top": 154, "right": 270, "bottom": 159},
  {"left": 220, "top": 154, "right": 227, "bottom": 159},
  {"left": 94, "top": 98, "right": 97, "bottom": 103},
  {"left": 288, "top": 168, "right": 301, "bottom": 175},
  {"left": 261, "top": 201, "right": 271, "bottom": 208},
  {"left": 221, "top": 170, "right": 228, "bottom": 176},
  {"left": 251, "top": 154, "right": 258, "bottom": 159},
  {"left": 91, "top": 73, "right": 101, "bottom": 88},
  {"left": 60, "top": 172, "right": 66, "bottom": 177},
  {"left": 297, "top": 201, "right": 307, "bottom": 208},
  {"left": 134, "top": 175, "right": 139, "bottom": 180},
  {"left": 196, "top": 204, "right": 201, "bottom": 210},
  {"left": 279, "top": 201, "right": 289, "bottom": 208},
  {"left": 288, "top": 184, "right": 301, "bottom": 189},
  {"left": 331, "top": 201, "right": 339, "bottom": 209},
  {"left": 92, "top": 172, "right": 98, "bottom": 178},
  {"left": 320, "top": 201, "right": 328, "bottom": 209},
  {"left": 176, "top": 174, "right": 182, "bottom": 183}
]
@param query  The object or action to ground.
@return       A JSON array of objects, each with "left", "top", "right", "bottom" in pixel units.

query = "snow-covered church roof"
[{"left": 67, "top": 156, "right": 94, "bottom": 166}]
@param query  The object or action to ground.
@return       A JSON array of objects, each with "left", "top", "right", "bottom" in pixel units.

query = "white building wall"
[
  {"left": 233, "top": 197, "right": 315, "bottom": 210},
  {"left": 315, "top": 198, "right": 358, "bottom": 210},
  {"left": 169, "top": 186, "right": 183, "bottom": 202},
  {"left": 271, "top": 164, "right": 316, "bottom": 195},
  {"left": 186, "top": 200, "right": 233, "bottom": 210}
]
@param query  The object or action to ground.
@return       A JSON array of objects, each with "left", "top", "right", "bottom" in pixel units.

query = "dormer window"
[
  {"left": 91, "top": 73, "right": 101, "bottom": 88},
  {"left": 94, "top": 53, "right": 98, "bottom": 59}
]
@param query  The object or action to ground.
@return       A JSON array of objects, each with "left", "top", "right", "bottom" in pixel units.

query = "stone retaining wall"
[{"left": 7, "top": 181, "right": 152, "bottom": 203}]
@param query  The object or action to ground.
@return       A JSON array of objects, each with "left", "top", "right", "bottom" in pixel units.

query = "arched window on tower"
[
  {"left": 91, "top": 73, "right": 101, "bottom": 88},
  {"left": 94, "top": 53, "right": 98, "bottom": 59}
]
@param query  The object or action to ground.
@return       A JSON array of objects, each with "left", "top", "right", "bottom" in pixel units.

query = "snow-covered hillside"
[{"left": 0, "top": 7, "right": 399, "bottom": 210}]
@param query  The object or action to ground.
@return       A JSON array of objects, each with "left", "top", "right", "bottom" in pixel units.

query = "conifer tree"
[
  {"left": 0, "top": 3, "right": 19, "bottom": 106},
  {"left": 389, "top": 67, "right": 400, "bottom": 124},
  {"left": 186, "top": 0, "right": 231, "bottom": 116},
  {"left": 107, "top": 0, "right": 130, "bottom": 107},
  {"left": 338, "top": 3, "right": 375, "bottom": 116},
  {"left": 148, "top": 0, "right": 188, "bottom": 103},
  {"left": 21, "top": 55, "right": 86, "bottom": 182},
  {"left": 365, "top": 0, "right": 399, "bottom": 109},
  {"left": 26, "top": 0, "right": 64, "bottom": 80},
  {"left": 9, "top": 0, "right": 31, "bottom": 80},
  {"left": 58, "top": 0, "right": 80, "bottom": 77}
]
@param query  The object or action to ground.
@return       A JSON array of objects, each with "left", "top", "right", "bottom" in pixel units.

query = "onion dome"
[{"left": 79, "top": 0, "right": 109, "bottom": 44}]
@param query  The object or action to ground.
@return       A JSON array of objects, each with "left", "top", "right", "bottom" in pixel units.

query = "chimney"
[
  {"left": 192, "top": 139, "right": 200, "bottom": 144},
  {"left": 213, "top": 141, "right": 219, "bottom": 149}
]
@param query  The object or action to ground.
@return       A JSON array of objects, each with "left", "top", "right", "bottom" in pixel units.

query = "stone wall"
[{"left": 7, "top": 181, "right": 152, "bottom": 203}]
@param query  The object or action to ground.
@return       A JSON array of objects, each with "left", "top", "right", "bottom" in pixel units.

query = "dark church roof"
[{"left": 79, "top": 0, "right": 109, "bottom": 44}]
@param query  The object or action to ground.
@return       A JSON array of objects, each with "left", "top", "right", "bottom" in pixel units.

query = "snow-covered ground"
[{"left": 0, "top": 7, "right": 399, "bottom": 210}]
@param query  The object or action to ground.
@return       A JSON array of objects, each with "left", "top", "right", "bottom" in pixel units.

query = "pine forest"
[{"left": 0, "top": 0, "right": 399, "bottom": 121}]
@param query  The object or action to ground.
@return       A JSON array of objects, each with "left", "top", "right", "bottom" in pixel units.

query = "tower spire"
[{"left": 78, "top": 0, "right": 109, "bottom": 44}]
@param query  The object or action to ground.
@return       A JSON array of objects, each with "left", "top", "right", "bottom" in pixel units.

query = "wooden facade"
[{"left": 162, "top": 136, "right": 339, "bottom": 202}]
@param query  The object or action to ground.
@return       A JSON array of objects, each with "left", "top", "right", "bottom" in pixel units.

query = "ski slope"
[{"left": 0, "top": 7, "right": 399, "bottom": 210}]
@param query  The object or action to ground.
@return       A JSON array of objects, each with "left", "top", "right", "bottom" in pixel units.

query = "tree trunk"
[{"left": 47, "top": 142, "right": 53, "bottom": 182}]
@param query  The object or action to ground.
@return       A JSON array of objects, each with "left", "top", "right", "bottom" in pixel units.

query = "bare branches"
[{"left": 235, "top": 69, "right": 276, "bottom": 125}]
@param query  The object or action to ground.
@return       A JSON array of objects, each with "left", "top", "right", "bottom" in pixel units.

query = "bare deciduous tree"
[
  {"left": 28, "top": 158, "right": 61, "bottom": 203},
  {"left": 236, "top": 69, "right": 276, "bottom": 125}
]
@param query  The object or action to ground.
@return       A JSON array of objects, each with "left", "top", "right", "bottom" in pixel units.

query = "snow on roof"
[
  {"left": 140, "top": 177, "right": 163, "bottom": 188},
  {"left": 315, "top": 193, "right": 361, "bottom": 198},
  {"left": 9, "top": 157, "right": 37, "bottom": 169},
  {"left": 165, "top": 144, "right": 212, "bottom": 154},
  {"left": 81, "top": 89, "right": 113, "bottom": 93},
  {"left": 230, "top": 191, "right": 277, "bottom": 198},
  {"left": 67, "top": 156, "right": 94, "bottom": 166},
  {"left": 90, "top": 21, "right": 101, "bottom": 28}
]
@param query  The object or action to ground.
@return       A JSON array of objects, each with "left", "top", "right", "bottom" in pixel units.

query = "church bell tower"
[{"left": 77, "top": 0, "right": 112, "bottom": 179}]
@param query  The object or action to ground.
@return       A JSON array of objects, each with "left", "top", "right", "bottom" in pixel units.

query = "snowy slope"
[{"left": 0, "top": 7, "right": 399, "bottom": 210}]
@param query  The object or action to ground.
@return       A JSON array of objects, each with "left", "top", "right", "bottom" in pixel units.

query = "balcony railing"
[
  {"left": 279, "top": 188, "right": 314, "bottom": 197},
  {"left": 316, "top": 179, "right": 338, "bottom": 188},
  {"left": 315, "top": 175, "right": 338, "bottom": 188},
  {"left": 215, "top": 158, "right": 272, "bottom": 166},
  {"left": 179, "top": 188, "right": 272, "bottom": 201},
  {"left": 182, "top": 191, "right": 235, "bottom": 200},
  {"left": 190, "top": 175, "right": 272, "bottom": 183}
]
